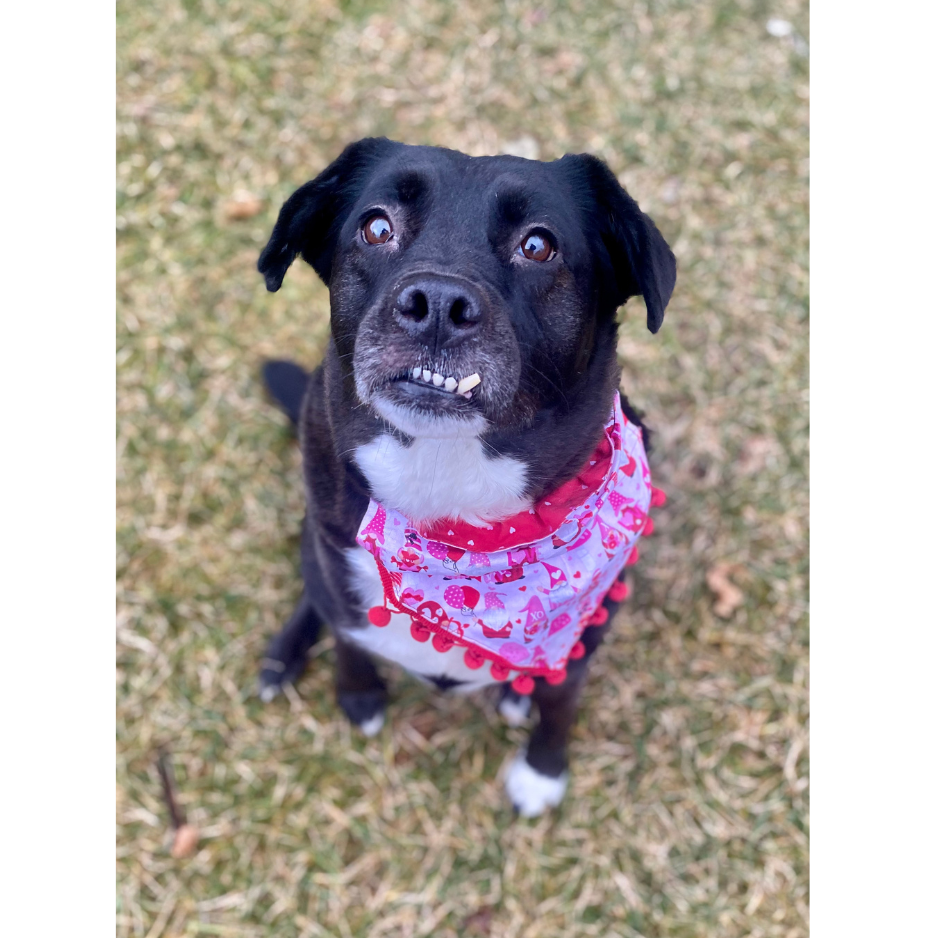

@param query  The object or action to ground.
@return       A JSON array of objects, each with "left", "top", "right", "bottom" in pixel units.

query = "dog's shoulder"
[{"left": 296, "top": 362, "right": 372, "bottom": 548}]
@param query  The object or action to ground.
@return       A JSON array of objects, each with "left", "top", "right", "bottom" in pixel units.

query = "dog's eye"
[
  {"left": 519, "top": 231, "right": 555, "bottom": 262},
  {"left": 362, "top": 214, "right": 393, "bottom": 245}
]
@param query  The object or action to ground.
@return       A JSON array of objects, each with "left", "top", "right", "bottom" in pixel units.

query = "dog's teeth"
[
  {"left": 443, "top": 377, "right": 457, "bottom": 392},
  {"left": 432, "top": 372, "right": 444, "bottom": 387},
  {"left": 456, "top": 373, "right": 481, "bottom": 394},
  {"left": 422, "top": 369, "right": 432, "bottom": 382},
  {"left": 411, "top": 366, "right": 422, "bottom": 379}
]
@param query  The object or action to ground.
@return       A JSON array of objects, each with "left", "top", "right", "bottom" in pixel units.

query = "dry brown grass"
[{"left": 117, "top": 1, "right": 808, "bottom": 935}]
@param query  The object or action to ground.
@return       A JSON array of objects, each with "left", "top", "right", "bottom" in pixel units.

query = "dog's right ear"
[
  {"left": 258, "top": 137, "right": 399, "bottom": 291},
  {"left": 559, "top": 153, "right": 676, "bottom": 334}
]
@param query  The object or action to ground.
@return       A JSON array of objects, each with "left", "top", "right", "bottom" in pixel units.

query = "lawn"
[{"left": 117, "top": 1, "right": 808, "bottom": 935}]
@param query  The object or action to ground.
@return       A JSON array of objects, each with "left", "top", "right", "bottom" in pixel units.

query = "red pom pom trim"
[
  {"left": 368, "top": 606, "right": 391, "bottom": 627},
  {"left": 607, "top": 580, "right": 629, "bottom": 602},
  {"left": 651, "top": 487, "right": 667, "bottom": 508},
  {"left": 625, "top": 547, "right": 639, "bottom": 566},
  {"left": 464, "top": 648, "right": 486, "bottom": 670},
  {"left": 642, "top": 516, "right": 655, "bottom": 536},
  {"left": 588, "top": 605, "right": 609, "bottom": 626},
  {"left": 569, "top": 641, "right": 586, "bottom": 660},
  {"left": 511, "top": 674, "right": 535, "bottom": 695},
  {"left": 544, "top": 668, "right": 567, "bottom": 685},
  {"left": 432, "top": 632, "right": 455, "bottom": 653},
  {"left": 490, "top": 661, "right": 511, "bottom": 681},
  {"left": 410, "top": 621, "right": 431, "bottom": 642}
]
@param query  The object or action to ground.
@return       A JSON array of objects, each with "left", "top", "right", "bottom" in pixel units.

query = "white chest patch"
[
  {"left": 353, "top": 432, "right": 530, "bottom": 526},
  {"left": 344, "top": 547, "right": 500, "bottom": 692}
]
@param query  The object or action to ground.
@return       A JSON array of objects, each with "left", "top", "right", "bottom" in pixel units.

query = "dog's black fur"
[{"left": 256, "top": 138, "right": 675, "bottom": 813}]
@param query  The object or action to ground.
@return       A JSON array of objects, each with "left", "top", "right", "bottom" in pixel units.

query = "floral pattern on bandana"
[{"left": 356, "top": 392, "right": 656, "bottom": 690}]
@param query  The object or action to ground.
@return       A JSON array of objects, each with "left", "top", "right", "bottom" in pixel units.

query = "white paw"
[
  {"left": 258, "top": 683, "right": 280, "bottom": 703},
  {"left": 497, "top": 693, "right": 532, "bottom": 727},
  {"left": 357, "top": 711, "right": 385, "bottom": 738},
  {"left": 505, "top": 752, "right": 568, "bottom": 818}
]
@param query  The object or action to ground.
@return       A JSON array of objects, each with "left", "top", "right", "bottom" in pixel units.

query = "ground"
[{"left": 117, "top": 1, "right": 808, "bottom": 935}]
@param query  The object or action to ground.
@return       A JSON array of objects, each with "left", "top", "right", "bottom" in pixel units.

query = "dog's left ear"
[
  {"left": 258, "top": 137, "right": 399, "bottom": 291},
  {"left": 560, "top": 153, "right": 676, "bottom": 333}
]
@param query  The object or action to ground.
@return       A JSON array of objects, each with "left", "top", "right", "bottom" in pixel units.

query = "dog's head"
[{"left": 259, "top": 138, "right": 675, "bottom": 439}]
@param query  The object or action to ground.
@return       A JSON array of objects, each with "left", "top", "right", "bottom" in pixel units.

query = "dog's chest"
[
  {"left": 353, "top": 433, "right": 530, "bottom": 526},
  {"left": 347, "top": 433, "right": 531, "bottom": 686},
  {"left": 344, "top": 546, "right": 499, "bottom": 691}
]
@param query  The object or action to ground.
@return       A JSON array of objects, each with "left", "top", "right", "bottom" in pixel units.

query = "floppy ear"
[
  {"left": 561, "top": 153, "right": 676, "bottom": 333},
  {"left": 258, "top": 137, "right": 399, "bottom": 291}
]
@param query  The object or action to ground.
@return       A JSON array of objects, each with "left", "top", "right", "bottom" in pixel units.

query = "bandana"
[{"left": 356, "top": 391, "right": 665, "bottom": 695}]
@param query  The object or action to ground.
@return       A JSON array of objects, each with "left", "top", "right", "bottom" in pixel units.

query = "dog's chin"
[{"left": 370, "top": 385, "right": 487, "bottom": 439}]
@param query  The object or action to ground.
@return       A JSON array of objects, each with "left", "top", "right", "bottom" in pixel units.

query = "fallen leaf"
[
  {"left": 463, "top": 906, "right": 495, "bottom": 936},
  {"left": 706, "top": 563, "right": 745, "bottom": 618},
  {"left": 171, "top": 823, "right": 199, "bottom": 859},
  {"left": 223, "top": 191, "right": 264, "bottom": 221},
  {"left": 736, "top": 435, "right": 778, "bottom": 475},
  {"left": 409, "top": 709, "right": 439, "bottom": 741}
]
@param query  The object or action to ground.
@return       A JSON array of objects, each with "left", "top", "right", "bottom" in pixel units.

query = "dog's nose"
[{"left": 392, "top": 279, "right": 483, "bottom": 349}]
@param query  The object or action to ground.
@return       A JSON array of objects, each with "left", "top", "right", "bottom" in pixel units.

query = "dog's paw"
[
  {"left": 258, "top": 679, "right": 282, "bottom": 704},
  {"left": 257, "top": 658, "right": 290, "bottom": 703},
  {"left": 497, "top": 688, "right": 532, "bottom": 727},
  {"left": 357, "top": 711, "right": 385, "bottom": 737},
  {"left": 258, "top": 623, "right": 314, "bottom": 702},
  {"left": 258, "top": 654, "right": 305, "bottom": 703},
  {"left": 505, "top": 752, "right": 568, "bottom": 818},
  {"left": 337, "top": 690, "right": 387, "bottom": 737}
]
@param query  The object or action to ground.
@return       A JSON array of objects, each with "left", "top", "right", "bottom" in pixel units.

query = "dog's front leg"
[
  {"left": 505, "top": 622, "right": 612, "bottom": 817},
  {"left": 334, "top": 632, "right": 388, "bottom": 737},
  {"left": 258, "top": 591, "right": 323, "bottom": 702},
  {"left": 505, "top": 665, "right": 587, "bottom": 818}
]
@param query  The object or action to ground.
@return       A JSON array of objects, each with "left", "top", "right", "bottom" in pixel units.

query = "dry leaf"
[
  {"left": 171, "top": 823, "right": 199, "bottom": 858},
  {"left": 223, "top": 191, "right": 264, "bottom": 221},
  {"left": 408, "top": 709, "right": 439, "bottom": 741},
  {"left": 736, "top": 435, "right": 778, "bottom": 475},
  {"left": 706, "top": 563, "right": 745, "bottom": 618},
  {"left": 463, "top": 906, "right": 495, "bottom": 936}
]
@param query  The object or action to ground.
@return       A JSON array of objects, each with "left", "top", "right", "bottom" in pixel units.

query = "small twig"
[
  {"left": 156, "top": 748, "right": 199, "bottom": 858},
  {"left": 156, "top": 750, "right": 184, "bottom": 830}
]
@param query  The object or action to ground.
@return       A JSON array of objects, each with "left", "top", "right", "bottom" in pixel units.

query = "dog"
[{"left": 256, "top": 138, "right": 675, "bottom": 817}]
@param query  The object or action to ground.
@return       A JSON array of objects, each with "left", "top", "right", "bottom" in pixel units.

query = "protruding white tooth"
[
  {"left": 432, "top": 372, "right": 444, "bottom": 387},
  {"left": 412, "top": 366, "right": 422, "bottom": 379},
  {"left": 443, "top": 377, "right": 457, "bottom": 392},
  {"left": 456, "top": 373, "right": 481, "bottom": 394},
  {"left": 422, "top": 369, "right": 432, "bottom": 382}
]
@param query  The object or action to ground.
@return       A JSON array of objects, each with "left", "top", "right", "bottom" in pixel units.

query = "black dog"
[{"left": 257, "top": 138, "right": 675, "bottom": 816}]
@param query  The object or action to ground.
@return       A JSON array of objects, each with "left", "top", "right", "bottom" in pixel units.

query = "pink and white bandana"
[{"left": 356, "top": 391, "right": 666, "bottom": 695}]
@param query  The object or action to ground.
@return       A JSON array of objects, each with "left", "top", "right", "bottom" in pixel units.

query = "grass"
[{"left": 117, "top": 1, "right": 808, "bottom": 935}]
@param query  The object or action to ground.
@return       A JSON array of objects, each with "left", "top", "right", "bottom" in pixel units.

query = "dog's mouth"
[
  {"left": 391, "top": 366, "right": 482, "bottom": 400},
  {"left": 364, "top": 360, "right": 488, "bottom": 436},
  {"left": 352, "top": 294, "right": 520, "bottom": 435}
]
